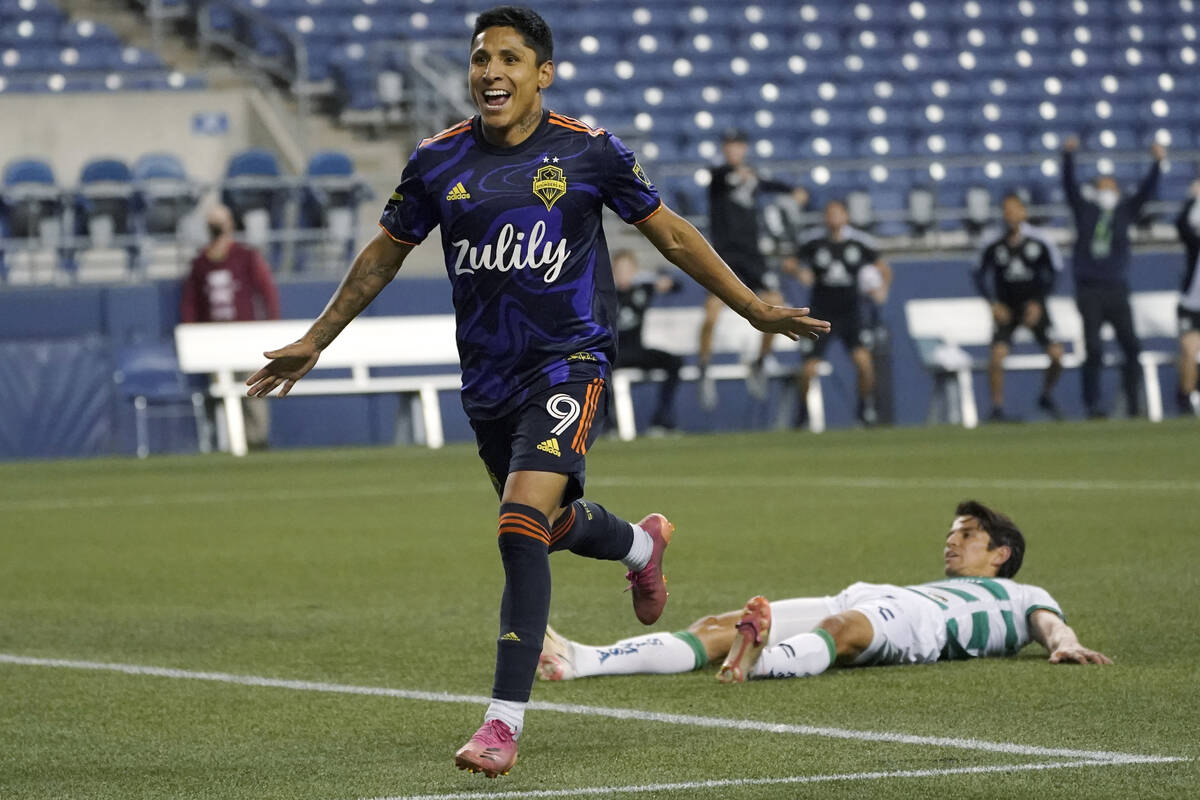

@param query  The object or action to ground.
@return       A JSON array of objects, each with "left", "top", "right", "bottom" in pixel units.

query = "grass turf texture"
[{"left": 1, "top": 421, "right": 1197, "bottom": 799}]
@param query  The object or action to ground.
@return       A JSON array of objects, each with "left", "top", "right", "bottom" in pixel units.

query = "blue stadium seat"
[
  {"left": 0, "top": 156, "right": 63, "bottom": 279},
  {"left": 222, "top": 148, "right": 288, "bottom": 265},
  {"left": 133, "top": 153, "right": 195, "bottom": 235},
  {"left": 113, "top": 341, "right": 208, "bottom": 458},
  {"left": 72, "top": 157, "right": 138, "bottom": 273}
]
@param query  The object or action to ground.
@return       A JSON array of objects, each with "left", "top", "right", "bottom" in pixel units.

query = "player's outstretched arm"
[
  {"left": 245, "top": 231, "right": 412, "bottom": 397},
  {"left": 636, "top": 205, "right": 831, "bottom": 341},
  {"left": 1029, "top": 609, "right": 1112, "bottom": 665}
]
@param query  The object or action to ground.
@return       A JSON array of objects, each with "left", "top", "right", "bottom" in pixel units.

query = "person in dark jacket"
[
  {"left": 1174, "top": 180, "right": 1200, "bottom": 416},
  {"left": 1061, "top": 137, "right": 1164, "bottom": 418},
  {"left": 698, "top": 129, "right": 808, "bottom": 409}
]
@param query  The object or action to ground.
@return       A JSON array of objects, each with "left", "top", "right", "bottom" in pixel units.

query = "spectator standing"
[
  {"left": 791, "top": 199, "right": 892, "bottom": 427},
  {"left": 699, "top": 129, "right": 807, "bottom": 408},
  {"left": 1173, "top": 180, "right": 1200, "bottom": 416},
  {"left": 612, "top": 250, "right": 683, "bottom": 434},
  {"left": 973, "top": 194, "right": 1066, "bottom": 421},
  {"left": 1061, "top": 137, "right": 1163, "bottom": 418},
  {"left": 181, "top": 203, "right": 280, "bottom": 449}
]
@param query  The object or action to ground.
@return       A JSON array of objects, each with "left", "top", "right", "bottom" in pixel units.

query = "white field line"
[
  {"left": 358, "top": 758, "right": 1187, "bottom": 800},
  {"left": 2, "top": 474, "right": 1198, "bottom": 513},
  {"left": 0, "top": 653, "right": 1183, "bottom": 767}
]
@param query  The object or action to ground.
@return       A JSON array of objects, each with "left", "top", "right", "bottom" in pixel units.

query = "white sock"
[
  {"left": 484, "top": 699, "right": 525, "bottom": 737},
  {"left": 620, "top": 523, "right": 653, "bottom": 571},
  {"left": 749, "top": 630, "right": 837, "bottom": 680},
  {"left": 571, "top": 631, "right": 703, "bottom": 677}
]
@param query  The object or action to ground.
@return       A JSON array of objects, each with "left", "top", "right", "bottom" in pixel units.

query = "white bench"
[
  {"left": 175, "top": 308, "right": 834, "bottom": 456},
  {"left": 612, "top": 306, "right": 833, "bottom": 439},
  {"left": 175, "top": 316, "right": 460, "bottom": 456},
  {"left": 905, "top": 291, "right": 1179, "bottom": 427}
]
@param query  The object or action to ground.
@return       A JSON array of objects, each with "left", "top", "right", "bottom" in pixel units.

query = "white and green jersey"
[{"left": 902, "top": 577, "right": 1063, "bottom": 660}]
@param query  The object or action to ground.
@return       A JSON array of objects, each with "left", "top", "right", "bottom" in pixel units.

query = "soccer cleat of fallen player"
[
  {"left": 626, "top": 513, "right": 674, "bottom": 625},
  {"left": 537, "top": 625, "right": 577, "bottom": 681},
  {"left": 454, "top": 719, "right": 518, "bottom": 778},
  {"left": 717, "top": 595, "right": 772, "bottom": 684}
]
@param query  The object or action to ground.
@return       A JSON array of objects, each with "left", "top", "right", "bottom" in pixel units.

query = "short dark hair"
[
  {"left": 955, "top": 500, "right": 1025, "bottom": 578},
  {"left": 472, "top": 6, "right": 553, "bottom": 65}
]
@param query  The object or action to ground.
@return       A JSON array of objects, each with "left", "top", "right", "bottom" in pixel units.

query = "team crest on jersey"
[
  {"left": 632, "top": 160, "right": 653, "bottom": 188},
  {"left": 1023, "top": 240, "right": 1042, "bottom": 260},
  {"left": 533, "top": 164, "right": 567, "bottom": 210},
  {"left": 844, "top": 243, "right": 862, "bottom": 264}
]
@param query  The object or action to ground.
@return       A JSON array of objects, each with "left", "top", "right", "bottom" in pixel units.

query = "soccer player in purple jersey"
[{"left": 245, "top": 6, "right": 830, "bottom": 778}]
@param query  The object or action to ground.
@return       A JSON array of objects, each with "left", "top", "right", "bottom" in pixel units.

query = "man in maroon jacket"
[{"left": 181, "top": 203, "right": 280, "bottom": 449}]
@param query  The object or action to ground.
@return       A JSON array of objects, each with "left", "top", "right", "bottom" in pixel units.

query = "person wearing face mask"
[
  {"left": 180, "top": 203, "right": 280, "bottom": 449},
  {"left": 1061, "top": 137, "right": 1164, "bottom": 418}
]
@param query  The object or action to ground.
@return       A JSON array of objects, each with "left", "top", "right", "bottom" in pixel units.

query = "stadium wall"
[
  {"left": 0, "top": 89, "right": 278, "bottom": 184},
  {"left": 0, "top": 252, "right": 1185, "bottom": 460}
]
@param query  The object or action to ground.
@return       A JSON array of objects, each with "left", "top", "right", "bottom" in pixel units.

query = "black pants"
[
  {"left": 617, "top": 344, "right": 683, "bottom": 429},
  {"left": 1076, "top": 282, "right": 1141, "bottom": 414}
]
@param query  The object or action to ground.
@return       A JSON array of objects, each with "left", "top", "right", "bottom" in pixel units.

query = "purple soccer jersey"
[{"left": 380, "top": 109, "right": 662, "bottom": 420}]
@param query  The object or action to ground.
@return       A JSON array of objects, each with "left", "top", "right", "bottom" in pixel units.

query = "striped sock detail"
[
  {"left": 571, "top": 378, "right": 605, "bottom": 455},
  {"left": 549, "top": 505, "right": 577, "bottom": 545},
  {"left": 672, "top": 631, "right": 709, "bottom": 671},
  {"left": 498, "top": 509, "right": 551, "bottom": 546}
]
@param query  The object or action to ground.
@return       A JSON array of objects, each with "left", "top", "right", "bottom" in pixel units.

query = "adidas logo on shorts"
[
  {"left": 537, "top": 438, "right": 561, "bottom": 457},
  {"left": 446, "top": 181, "right": 471, "bottom": 201}
]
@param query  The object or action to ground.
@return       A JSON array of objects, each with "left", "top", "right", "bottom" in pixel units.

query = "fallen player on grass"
[{"left": 538, "top": 500, "right": 1111, "bottom": 684}]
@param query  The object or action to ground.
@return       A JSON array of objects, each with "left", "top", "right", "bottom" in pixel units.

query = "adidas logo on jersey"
[
  {"left": 446, "top": 182, "right": 471, "bottom": 201},
  {"left": 537, "top": 438, "right": 561, "bottom": 457},
  {"left": 500, "top": 631, "right": 521, "bottom": 642}
]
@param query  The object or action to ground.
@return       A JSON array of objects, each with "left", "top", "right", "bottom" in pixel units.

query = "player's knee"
[
  {"left": 818, "top": 613, "right": 872, "bottom": 659},
  {"left": 687, "top": 614, "right": 722, "bottom": 635}
]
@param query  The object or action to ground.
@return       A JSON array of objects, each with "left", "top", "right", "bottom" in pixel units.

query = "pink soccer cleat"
[
  {"left": 453, "top": 719, "right": 518, "bottom": 778},
  {"left": 626, "top": 513, "right": 674, "bottom": 625},
  {"left": 717, "top": 595, "right": 772, "bottom": 684}
]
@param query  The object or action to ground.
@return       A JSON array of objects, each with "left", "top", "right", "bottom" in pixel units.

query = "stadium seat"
[
  {"left": 133, "top": 152, "right": 197, "bottom": 236},
  {"left": 221, "top": 148, "right": 289, "bottom": 265},
  {"left": 0, "top": 156, "right": 62, "bottom": 279},
  {"left": 113, "top": 341, "right": 210, "bottom": 458},
  {"left": 297, "top": 150, "right": 369, "bottom": 269},
  {"left": 72, "top": 157, "right": 139, "bottom": 274}
]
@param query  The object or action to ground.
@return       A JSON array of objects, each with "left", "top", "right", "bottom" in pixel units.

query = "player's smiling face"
[
  {"left": 943, "top": 516, "right": 1008, "bottom": 578},
  {"left": 469, "top": 26, "right": 554, "bottom": 146}
]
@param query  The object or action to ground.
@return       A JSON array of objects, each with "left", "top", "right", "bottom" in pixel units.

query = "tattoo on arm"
[{"left": 307, "top": 250, "right": 401, "bottom": 349}]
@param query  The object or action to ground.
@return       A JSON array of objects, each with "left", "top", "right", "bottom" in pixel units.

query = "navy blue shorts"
[{"left": 472, "top": 376, "right": 608, "bottom": 507}]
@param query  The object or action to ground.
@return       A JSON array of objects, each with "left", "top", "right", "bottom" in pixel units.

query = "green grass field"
[{"left": 2, "top": 421, "right": 1198, "bottom": 799}]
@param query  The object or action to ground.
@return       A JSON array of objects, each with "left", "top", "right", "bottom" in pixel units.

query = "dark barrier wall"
[{"left": 0, "top": 250, "right": 1185, "bottom": 459}]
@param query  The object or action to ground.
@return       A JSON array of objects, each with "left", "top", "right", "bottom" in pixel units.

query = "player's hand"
[
  {"left": 1049, "top": 645, "right": 1112, "bottom": 665},
  {"left": 1150, "top": 141, "right": 1166, "bottom": 161},
  {"left": 1063, "top": 136, "right": 1080, "bottom": 153},
  {"left": 1022, "top": 301, "right": 1043, "bottom": 327},
  {"left": 743, "top": 301, "right": 831, "bottom": 341},
  {"left": 991, "top": 302, "right": 1012, "bottom": 325},
  {"left": 792, "top": 187, "right": 809, "bottom": 208},
  {"left": 245, "top": 339, "right": 322, "bottom": 398}
]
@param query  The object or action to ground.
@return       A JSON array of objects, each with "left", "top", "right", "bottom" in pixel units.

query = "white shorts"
[{"left": 831, "top": 582, "right": 945, "bottom": 666}]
